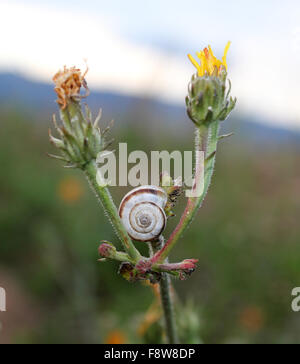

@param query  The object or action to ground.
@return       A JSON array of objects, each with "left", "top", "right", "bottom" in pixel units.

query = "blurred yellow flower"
[
  {"left": 188, "top": 42, "right": 231, "bottom": 77},
  {"left": 138, "top": 283, "right": 162, "bottom": 337},
  {"left": 58, "top": 177, "right": 84, "bottom": 204},
  {"left": 239, "top": 305, "right": 264, "bottom": 333},
  {"left": 105, "top": 329, "right": 127, "bottom": 344}
]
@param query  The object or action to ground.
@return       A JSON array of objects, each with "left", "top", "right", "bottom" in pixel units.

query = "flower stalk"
[
  {"left": 49, "top": 66, "right": 141, "bottom": 262},
  {"left": 150, "top": 122, "right": 219, "bottom": 264},
  {"left": 150, "top": 43, "right": 236, "bottom": 265},
  {"left": 85, "top": 160, "right": 142, "bottom": 262},
  {"left": 150, "top": 239, "right": 179, "bottom": 344}
]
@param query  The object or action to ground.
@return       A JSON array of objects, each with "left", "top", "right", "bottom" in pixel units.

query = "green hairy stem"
[
  {"left": 150, "top": 240, "right": 179, "bottom": 344},
  {"left": 151, "top": 121, "right": 220, "bottom": 264},
  {"left": 84, "top": 160, "right": 141, "bottom": 262}
]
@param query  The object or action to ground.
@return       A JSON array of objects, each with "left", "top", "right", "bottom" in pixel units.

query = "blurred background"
[{"left": 0, "top": 0, "right": 300, "bottom": 344}]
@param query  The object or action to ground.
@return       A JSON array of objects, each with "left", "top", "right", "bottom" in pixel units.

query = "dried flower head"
[{"left": 53, "top": 65, "right": 89, "bottom": 109}]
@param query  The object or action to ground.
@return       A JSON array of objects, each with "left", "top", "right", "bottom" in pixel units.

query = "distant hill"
[{"left": 0, "top": 72, "right": 299, "bottom": 145}]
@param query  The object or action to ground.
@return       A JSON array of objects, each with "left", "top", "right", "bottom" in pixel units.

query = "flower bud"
[
  {"left": 155, "top": 258, "right": 198, "bottom": 280},
  {"left": 179, "top": 259, "right": 198, "bottom": 271},
  {"left": 98, "top": 242, "right": 117, "bottom": 259}
]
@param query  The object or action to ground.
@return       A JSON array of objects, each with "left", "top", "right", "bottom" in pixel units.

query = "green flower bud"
[
  {"left": 98, "top": 242, "right": 117, "bottom": 259},
  {"left": 186, "top": 71, "right": 236, "bottom": 126}
]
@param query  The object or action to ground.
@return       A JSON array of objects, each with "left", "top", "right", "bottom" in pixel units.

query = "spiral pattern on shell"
[{"left": 119, "top": 186, "right": 168, "bottom": 242}]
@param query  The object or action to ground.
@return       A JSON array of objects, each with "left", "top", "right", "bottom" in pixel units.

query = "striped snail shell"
[{"left": 119, "top": 185, "right": 168, "bottom": 242}]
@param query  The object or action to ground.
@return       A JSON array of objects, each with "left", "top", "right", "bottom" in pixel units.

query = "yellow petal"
[
  {"left": 208, "top": 45, "right": 215, "bottom": 58},
  {"left": 222, "top": 41, "right": 231, "bottom": 70},
  {"left": 188, "top": 54, "right": 201, "bottom": 72},
  {"left": 197, "top": 51, "right": 206, "bottom": 76}
]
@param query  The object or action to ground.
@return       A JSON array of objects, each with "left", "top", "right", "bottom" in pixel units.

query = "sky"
[{"left": 1, "top": 0, "right": 300, "bottom": 129}]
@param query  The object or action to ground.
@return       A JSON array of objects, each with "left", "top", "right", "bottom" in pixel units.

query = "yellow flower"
[
  {"left": 138, "top": 283, "right": 162, "bottom": 337},
  {"left": 188, "top": 41, "right": 231, "bottom": 77},
  {"left": 57, "top": 177, "right": 84, "bottom": 204},
  {"left": 239, "top": 306, "right": 264, "bottom": 333},
  {"left": 104, "top": 330, "right": 127, "bottom": 344}
]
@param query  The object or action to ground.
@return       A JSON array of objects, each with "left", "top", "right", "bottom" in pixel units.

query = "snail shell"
[{"left": 119, "top": 185, "right": 168, "bottom": 242}]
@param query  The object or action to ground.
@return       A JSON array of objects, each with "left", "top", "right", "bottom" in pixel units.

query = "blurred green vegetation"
[{"left": 0, "top": 108, "right": 300, "bottom": 344}]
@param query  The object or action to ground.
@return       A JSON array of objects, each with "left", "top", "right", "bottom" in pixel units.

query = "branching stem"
[
  {"left": 151, "top": 121, "right": 220, "bottom": 264},
  {"left": 84, "top": 160, "right": 141, "bottom": 262}
]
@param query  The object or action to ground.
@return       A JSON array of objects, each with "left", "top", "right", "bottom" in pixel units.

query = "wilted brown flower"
[{"left": 53, "top": 65, "right": 89, "bottom": 109}]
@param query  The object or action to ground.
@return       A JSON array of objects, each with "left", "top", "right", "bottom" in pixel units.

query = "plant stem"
[
  {"left": 159, "top": 274, "right": 178, "bottom": 344},
  {"left": 151, "top": 240, "right": 179, "bottom": 344},
  {"left": 151, "top": 121, "right": 220, "bottom": 264},
  {"left": 84, "top": 160, "right": 141, "bottom": 262}
]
